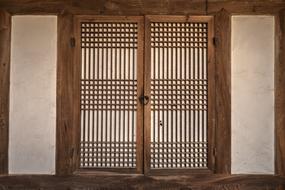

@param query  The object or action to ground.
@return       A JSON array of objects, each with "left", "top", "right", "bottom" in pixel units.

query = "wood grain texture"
[
  {"left": 214, "top": 9, "right": 231, "bottom": 174},
  {"left": 0, "top": 0, "right": 285, "bottom": 15},
  {"left": 0, "top": 175, "right": 284, "bottom": 189},
  {"left": 56, "top": 12, "right": 78, "bottom": 176},
  {"left": 144, "top": 16, "right": 151, "bottom": 175},
  {"left": 0, "top": 10, "right": 10, "bottom": 175},
  {"left": 276, "top": 8, "right": 285, "bottom": 190}
]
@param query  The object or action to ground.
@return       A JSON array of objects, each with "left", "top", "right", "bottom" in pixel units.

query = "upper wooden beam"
[
  {"left": 0, "top": 0, "right": 285, "bottom": 15},
  {"left": 207, "top": 1, "right": 285, "bottom": 15},
  {"left": 214, "top": 9, "right": 231, "bottom": 174},
  {"left": 0, "top": 10, "right": 11, "bottom": 175}
]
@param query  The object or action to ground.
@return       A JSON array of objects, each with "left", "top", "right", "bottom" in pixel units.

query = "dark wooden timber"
[
  {"left": 0, "top": 0, "right": 285, "bottom": 15},
  {"left": 276, "top": 9, "right": 285, "bottom": 190},
  {"left": 0, "top": 10, "right": 10, "bottom": 175},
  {"left": 56, "top": 12, "right": 79, "bottom": 176},
  {"left": 214, "top": 9, "right": 231, "bottom": 174},
  {"left": 0, "top": 175, "right": 284, "bottom": 190}
]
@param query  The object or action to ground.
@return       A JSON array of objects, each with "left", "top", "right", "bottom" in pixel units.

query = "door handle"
[{"left": 139, "top": 95, "right": 150, "bottom": 105}]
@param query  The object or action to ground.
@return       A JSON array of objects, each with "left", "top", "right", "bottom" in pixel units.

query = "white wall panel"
[
  {"left": 231, "top": 16, "right": 275, "bottom": 174},
  {"left": 9, "top": 16, "right": 57, "bottom": 174}
]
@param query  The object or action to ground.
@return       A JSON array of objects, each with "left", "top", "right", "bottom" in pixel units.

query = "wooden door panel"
[
  {"left": 75, "top": 16, "right": 144, "bottom": 173},
  {"left": 144, "top": 16, "right": 215, "bottom": 174}
]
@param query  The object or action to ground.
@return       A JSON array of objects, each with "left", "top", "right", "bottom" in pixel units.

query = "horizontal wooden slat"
[{"left": 1, "top": 0, "right": 285, "bottom": 15}]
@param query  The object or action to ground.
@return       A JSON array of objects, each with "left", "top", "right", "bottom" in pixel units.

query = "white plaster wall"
[
  {"left": 231, "top": 16, "right": 275, "bottom": 174},
  {"left": 9, "top": 16, "right": 57, "bottom": 174}
]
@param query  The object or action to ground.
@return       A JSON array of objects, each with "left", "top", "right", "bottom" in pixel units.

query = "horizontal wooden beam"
[
  {"left": 0, "top": 0, "right": 285, "bottom": 15},
  {"left": 0, "top": 175, "right": 284, "bottom": 189}
]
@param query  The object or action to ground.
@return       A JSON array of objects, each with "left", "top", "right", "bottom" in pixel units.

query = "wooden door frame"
[
  {"left": 56, "top": 14, "right": 232, "bottom": 176},
  {"left": 0, "top": 10, "right": 11, "bottom": 175}
]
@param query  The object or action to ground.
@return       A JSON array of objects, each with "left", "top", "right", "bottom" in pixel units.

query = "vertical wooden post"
[
  {"left": 56, "top": 12, "right": 78, "bottom": 175},
  {"left": 214, "top": 9, "right": 231, "bottom": 174},
  {"left": 0, "top": 10, "right": 11, "bottom": 175},
  {"left": 275, "top": 9, "right": 285, "bottom": 190}
]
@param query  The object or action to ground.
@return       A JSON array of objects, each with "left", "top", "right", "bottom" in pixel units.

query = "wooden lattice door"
[
  {"left": 75, "top": 16, "right": 144, "bottom": 173},
  {"left": 75, "top": 16, "right": 215, "bottom": 174},
  {"left": 144, "top": 16, "right": 215, "bottom": 174}
]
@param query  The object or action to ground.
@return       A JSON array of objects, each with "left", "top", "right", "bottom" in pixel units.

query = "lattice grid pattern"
[
  {"left": 150, "top": 22, "right": 209, "bottom": 169},
  {"left": 80, "top": 22, "right": 138, "bottom": 168}
]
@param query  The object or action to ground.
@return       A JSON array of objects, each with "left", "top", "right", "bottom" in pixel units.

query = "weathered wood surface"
[
  {"left": 214, "top": 9, "right": 231, "bottom": 174},
  {"left": 276, "top": 8, "right": 285, "bottom": 190},
  {"left": 0, "top": 175, "right": 284, "bottom": 190},
  {"left": 56, "top": 12, "right": 78, "bottom": 176},
  {"left": 0, "top": 10, "right": 10, "bottom": 175},
  {"left": 0, "top": 0, "right": 285, "bottom": 15}
]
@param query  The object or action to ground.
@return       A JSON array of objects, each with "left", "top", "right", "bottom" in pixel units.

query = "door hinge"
[
  {"left": 213, "top": 37, "right": 217, "bottom": 46},
  {"left": 70, "top": 37, "right": 76, "bottom": 48}
]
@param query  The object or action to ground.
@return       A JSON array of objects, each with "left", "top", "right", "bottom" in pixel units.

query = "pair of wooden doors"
[{"left": 75, "top": 15, "right": 215, "bottom": 174}]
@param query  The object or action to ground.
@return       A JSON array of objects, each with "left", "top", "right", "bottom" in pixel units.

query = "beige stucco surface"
[
  {"left": 9, "top": 16, "right": 57, "bottom": 174},
  {"left": 231, "top": 16, "right": 275, "bottom": 174}
]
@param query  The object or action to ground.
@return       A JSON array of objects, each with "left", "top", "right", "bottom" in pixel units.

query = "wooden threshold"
[{"left": 0, "top": 175, "right": 284, "bottom": 190}]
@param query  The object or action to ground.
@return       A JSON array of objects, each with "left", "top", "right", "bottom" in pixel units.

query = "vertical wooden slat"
[
  {"left": 56, "top": 12, "right": 79, "bottom": 175},
  {"left": 183, "top": 26, "right": 187, "bottom": 168},
  {"left": 136, "top": 17, "right": 144, "bottom": 174},
  {"left": 152, "top": 23, "right": 156, "bottom": 169},
  {"left": 114, "top": 34, "right": 118, "bottom": 168},
  {"left": 174, "top": 23, "right": 178, "bottom": 168},
  {"left": 162, "top": 29, "right": 165, "bottom": 168},
  {"left": 109, "top": 25, "right": 113, "bottom": 168},
  {"left": 206, "top": 16, "right": 215, "bottom": 172},
  {"left": 100, "top": 28, "right": 103, "bottom": 167},
  {"left": 92, "top": 30, "right": 96, "bottom": 168},
  {"left": 122, "top": 24, "right": 126, "bottom": 168},
  {"left": 86, "top": 23, "right": 91, "bottom": 165},
  {"left": 118, "top": 27, "right": 122, "bottom": 168},
  {"left": 127, "top": 23, "right": 130, "bottom": 168},
  {"left": 276, "top": 9, "right": 285, "bottom": 190},
  {"left": 144, "top": 17, "right": 152, "bottom": 174},
  {"left": 96, "top": 38, "right": 100, "bottom": 168},
  {"left": 0, "top": 10, "right": 11, "bottom": 175},
  {"left": 132, "top": 25, "right": 135, "bottom": 167},
  {"left": 170, "top": 24, "right": 174, "bottom": 168},
  {"left": 166, "top": 25, "right": 170, "bottom": 169},
  {"left": 157, "top": 24, "right": 161, "bottom": 168},
  {"left": 214, "top": 9, "right": 231, "bottom": 174}
]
